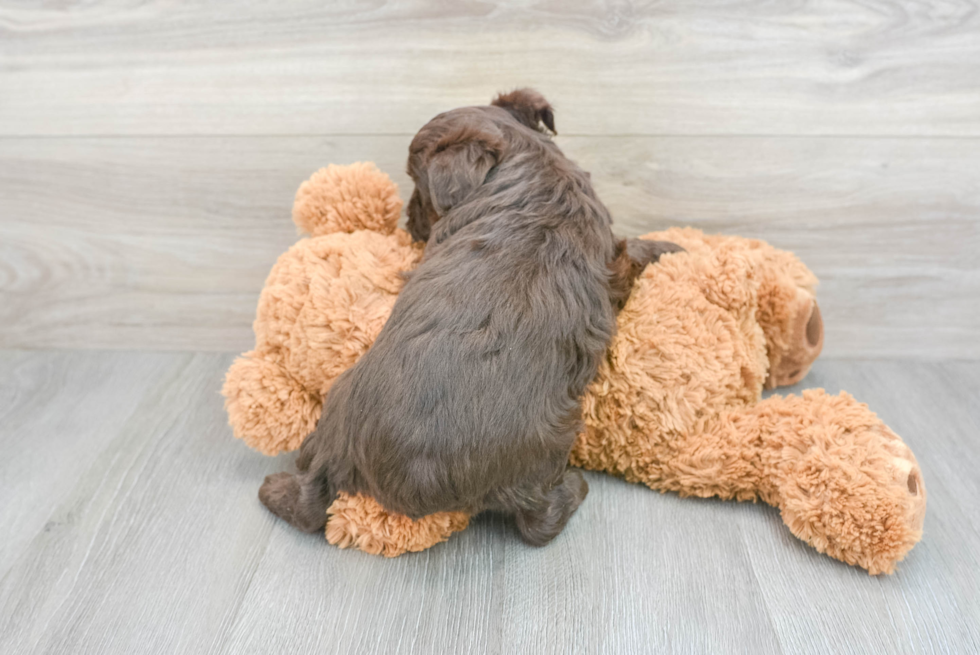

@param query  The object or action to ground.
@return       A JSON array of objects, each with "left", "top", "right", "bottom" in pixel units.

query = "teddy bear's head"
[{"left": 614, "top": 227, "right": 824, "bottom": 396}]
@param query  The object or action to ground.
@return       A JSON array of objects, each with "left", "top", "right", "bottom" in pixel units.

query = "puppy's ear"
[
  {"left": 427, "top": 127, "right": 502, "bottom": 217},
  {"left": 492, "top": 88, "right": 556, "bottom": 134},
  {"left": 406, "top": 187, "right": 431, "bottom": 242}
]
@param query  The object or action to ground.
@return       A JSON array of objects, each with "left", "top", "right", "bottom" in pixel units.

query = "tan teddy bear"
[{"left": 223, "top": 163, "right": 926, "bottom": 574}]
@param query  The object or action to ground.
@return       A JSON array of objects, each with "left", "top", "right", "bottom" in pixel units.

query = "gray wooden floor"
[
  {"left": 0, "top": 352, "right": 977, "bottom": 654},
  {"left": 2, "top": 1, "right": 979, "bottom": 653}
]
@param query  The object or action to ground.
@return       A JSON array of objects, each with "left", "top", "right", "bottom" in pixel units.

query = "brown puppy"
[{"left": 260, "top": 90, "right": 680, "bottom": 546}]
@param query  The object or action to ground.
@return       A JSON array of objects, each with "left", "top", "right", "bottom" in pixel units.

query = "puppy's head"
[
  {"left": 406, "top": 89, "right": 556, "bottom": 242},
  {"left": 406, "top": 118, "right": 504, "bottom": 242},
  {"left": 491, "top": 88, "right": 556, "bottom": 135}
]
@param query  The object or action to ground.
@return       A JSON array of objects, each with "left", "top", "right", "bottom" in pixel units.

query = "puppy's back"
[{"left": 329, "top": 132, "right": 617, "bottom": 517}]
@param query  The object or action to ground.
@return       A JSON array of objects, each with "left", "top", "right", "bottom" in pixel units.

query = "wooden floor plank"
[
  {"left": 220, "top": 477, "right": 781, "bottom": 655},
  {"left": 0, "top": 352, "right": 282, "bottom": 655},
  {"left": 2, "top": 135, "right": 976, "bottom": 356},
  {"left": 0, "top": 352, "right": 977, "bottom": 654},
  {"left": 2, "top": 1, "right": 979, "bottom": 136},
  {"left": 0, "top": 350, "right": 191, "bottom": 577}
]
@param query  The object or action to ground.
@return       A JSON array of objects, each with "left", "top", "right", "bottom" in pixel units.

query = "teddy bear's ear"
[{"left": 292, "top": 162, "right": 402, "bottom": 237}]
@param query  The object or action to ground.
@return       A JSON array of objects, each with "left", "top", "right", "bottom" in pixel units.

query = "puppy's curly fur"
[{"left": 260, "top": 90, "right": 679, "bottom": 545}]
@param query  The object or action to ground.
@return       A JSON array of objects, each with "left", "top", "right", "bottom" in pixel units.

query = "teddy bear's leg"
[
  {"left": 325, "top": 493, "right": 470, "bottom": 557},
  {"left": 320, "top": 468, "right": 588, "bottom": 555},
  {"left": 699, "top": 390, "right": 927, "bottom": 574},
  {"left": 753, "top": 390, "right": 926, "bottom": 574},
  {"left": 646, "top": 390, "right": 925, "bottom": 573},
  {"left": 222, "top": 352, "right": 322, "bottom": 455},
  {"left": 510, "top": 467, "right": 590, "bottom": 547}
]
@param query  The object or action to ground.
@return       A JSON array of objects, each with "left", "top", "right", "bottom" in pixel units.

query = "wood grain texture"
[
  {"left": 1, "top": 135, "right": 977, "bottom": 356},
  {"left": 0, "top": 351, "right": 977, "bottom": 654},
  {"left": 2, "top": 1, "right": 979, "bottom": 137},
  {"left": 0, "top": 350, "right": 187, "bottom": 577},
  {"left": 0, "top": 351, "right": 284, "bottom": 654}
]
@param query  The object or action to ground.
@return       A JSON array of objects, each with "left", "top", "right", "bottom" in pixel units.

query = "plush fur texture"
[
  {"left": 570, "top": 228, "right": 924, "bottom": 574},
  {"left": 222, "top": 163, "right": 423, "bottom": 455},
  {"left": 325, "top": 492, "right": 470, "bottom": 557},
  {"left": 223, "top": 163, "right": 927, "bottom": 574}
]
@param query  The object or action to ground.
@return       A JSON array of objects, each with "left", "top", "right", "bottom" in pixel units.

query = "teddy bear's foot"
[
  {"left": 325, "top": 493, "right": 470, "bottom": 557},
  {"left": 760, "top": 390, "right": 927, "bottom": 574},
  {"left": 222, "top": 353, "right": 322, "bottom": 455}
]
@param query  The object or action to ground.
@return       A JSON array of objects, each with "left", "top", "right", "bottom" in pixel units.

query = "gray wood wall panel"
[
  {"left": 0, "top": 351, "right": 977, "bottom": 654},
  {"left": 2, "top": 136, "right": 976, "bottom": 356},
  {"left": 2, "top": 1, "right": 979, "bottom": 136}
]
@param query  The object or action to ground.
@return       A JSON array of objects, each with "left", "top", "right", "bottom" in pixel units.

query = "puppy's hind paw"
[{"left": 259, "top": 472, "right": 302, "bottom": 524}]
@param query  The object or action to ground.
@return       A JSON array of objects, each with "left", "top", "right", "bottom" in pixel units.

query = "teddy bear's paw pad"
[
  {"left": 326, "top": 493, "right": 469, "bottom": 557},
  {"left": 222, "top": 355, "right": 322, "bottom": 456},
  {"left": 878, "top": 425, "right": 927, "bottom": 535},
  {"left": 293, "top": 163, "right": 402, "bottom": 237}
]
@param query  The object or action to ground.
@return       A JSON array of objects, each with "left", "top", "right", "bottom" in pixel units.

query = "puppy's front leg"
[
  {"left": 625, "top": 237, "right": 685, "bottom": 269},
  {"left": 607, "top": 238, "right": 685, "bottom": 311}
]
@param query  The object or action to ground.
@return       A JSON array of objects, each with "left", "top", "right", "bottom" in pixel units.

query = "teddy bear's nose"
[{"left": 806, "top": 302, "right": 823, "bottom": 347}]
